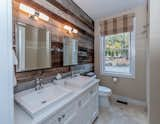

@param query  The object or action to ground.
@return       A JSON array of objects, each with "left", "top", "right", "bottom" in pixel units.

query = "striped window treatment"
[{"left": 100, "top": 13, "right": 135, "bottom": 36}]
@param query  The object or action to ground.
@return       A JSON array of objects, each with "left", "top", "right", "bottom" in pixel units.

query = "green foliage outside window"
[{"left": 105, "top": 32, "right": 130, "bottom": 58}]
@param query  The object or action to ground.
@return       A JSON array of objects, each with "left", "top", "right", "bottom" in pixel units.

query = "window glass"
[{"left": 101, "top": 32, "right": 135, "bottom": 78}]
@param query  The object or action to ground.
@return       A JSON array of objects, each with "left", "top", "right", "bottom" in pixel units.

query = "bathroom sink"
[
  {"left": 64, "top": 76, "right": 96, "bottom": 88},
  {"left": 15, "top": 84, "right": 72, "bottom": 116}
]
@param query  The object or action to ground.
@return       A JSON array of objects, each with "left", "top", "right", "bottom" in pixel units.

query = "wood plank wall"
[{"left": 13, "top": 0, "right": 94, "bottom": 83}]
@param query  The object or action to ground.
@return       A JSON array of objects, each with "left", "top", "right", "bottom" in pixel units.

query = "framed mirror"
[
  {"left": 16, "top": 23, "right": 51, "bottom": 72},
  {"left": 63, "top": 37, "right": 78, "bottom": 66}
]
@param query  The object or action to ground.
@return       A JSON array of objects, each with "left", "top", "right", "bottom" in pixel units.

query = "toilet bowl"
[{"left": 99, "top": 86, "right": 112, "bottom": 108}]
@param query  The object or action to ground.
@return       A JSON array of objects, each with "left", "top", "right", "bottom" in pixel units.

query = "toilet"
[{"left": 98, "top": 86, "right": 112, "bottom": 108}]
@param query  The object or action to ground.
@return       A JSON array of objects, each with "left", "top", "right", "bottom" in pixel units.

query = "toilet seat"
[{"left": 99, "top": 86, "right": 112, "bottom": 96}]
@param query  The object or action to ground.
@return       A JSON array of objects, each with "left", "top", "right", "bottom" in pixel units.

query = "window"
[
  {"left": 100, "top": 13, "right": 135, "bottom": 78},
  {"left": 101, "top": 32, "right": 135, "bottom": 78}
]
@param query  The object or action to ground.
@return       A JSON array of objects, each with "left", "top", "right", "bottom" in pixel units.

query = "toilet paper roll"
[{"left": 113, "top": 77, "right": 118, "bottom": 82}]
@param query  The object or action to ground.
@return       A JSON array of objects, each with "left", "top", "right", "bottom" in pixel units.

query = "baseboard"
[{"left": 111, "top": 94, "right": 147, "bottom": 107}]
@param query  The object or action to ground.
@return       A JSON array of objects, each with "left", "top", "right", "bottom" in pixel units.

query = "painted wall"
[
  {"left": 148, "top": 0, "right": 160, "bottom": 123},
  {"left": 94, "top": 5, "right": 147, "bottom": 101}
]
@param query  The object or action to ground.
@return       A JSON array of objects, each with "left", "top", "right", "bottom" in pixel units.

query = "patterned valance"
[{"left": 100, "top": 13, "right": 135, "bottom": 36}]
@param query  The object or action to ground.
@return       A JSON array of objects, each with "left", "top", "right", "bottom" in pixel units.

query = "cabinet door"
[
  {"left": 41, "top": 112, "right": 63, "bottom": 124},
  {"left": 63, "top": 112, "right": 79, "bottom": 124},
  {"left": 88, "top": 94, "right": 99, "bottom": 122},
  {"left": 41, "top": 116, "right": 59, "bottom": 124},
  {"left": 78, "top": 89, "right": 98, "bottom": 124}
]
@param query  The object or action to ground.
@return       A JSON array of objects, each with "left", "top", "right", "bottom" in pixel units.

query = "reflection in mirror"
[
  {"left": 16, "top": 23, "right": 51, "bottom": 72},
  {"left": 63, "top": 37, "right": 78, "bottom": 66}
]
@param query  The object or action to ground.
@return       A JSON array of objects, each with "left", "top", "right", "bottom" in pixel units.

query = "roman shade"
[{"left": 100, "top": 13, "right": 135, "bottom": 36}]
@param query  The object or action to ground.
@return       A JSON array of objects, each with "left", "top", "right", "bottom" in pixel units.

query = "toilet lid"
[{"left": 99, "top": 86, "right": 111, "bottom": 93}]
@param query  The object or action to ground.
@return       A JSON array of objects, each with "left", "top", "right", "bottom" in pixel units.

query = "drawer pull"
[
  {"left": 62, "top": 114, "right": 65, "bottom": 118},
  {"left": 90, "top": 90, "right": 93, "bottom": 94},
  {"left": 58, "top": 117, "right": 62, "bottom": 122},
  {"left": 78, "top": 100, "right": 82, "bottom": 107}
]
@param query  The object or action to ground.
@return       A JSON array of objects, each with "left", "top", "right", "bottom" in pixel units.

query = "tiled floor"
[{"left": 94, "top": 102, "right": 148, "bottom": 124}]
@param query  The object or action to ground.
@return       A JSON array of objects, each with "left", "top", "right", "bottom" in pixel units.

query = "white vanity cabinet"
[
  {"left": 76, "top": 83, "right": 99, "bottom": 124},
  {"left": 41, "top": 82, "right": 99, "bottom": 124}
]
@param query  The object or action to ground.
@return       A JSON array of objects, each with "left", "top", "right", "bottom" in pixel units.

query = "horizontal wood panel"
[
  {"left": 33, "top": 0, "right": 94, "bottom": 36},
  {"left": 13, "top": 0, "right": 94, "bottom": 83},
  {"left": 16, "top": 67, "right": 70, "bottom": 82},
  {"left": 16, "top": 0, "right": 94, "bottom": 38},
  {"left": 46, "top": 0, "right": 94, "bottom": 30}
]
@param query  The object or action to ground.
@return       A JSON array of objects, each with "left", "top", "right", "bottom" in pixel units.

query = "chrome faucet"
[
  {"left": 71, "top": 70, "right": 74, "bottom": 78},
  {"left": 71, "top": 70, "right": 80, "bottom": 78},
  {"left": 35, "top": 78, "right": 43, "bottom": 90}
]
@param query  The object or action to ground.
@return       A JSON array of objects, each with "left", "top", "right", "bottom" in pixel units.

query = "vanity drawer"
[
  {"left": 41, "top": 102, "right": 77, "bottom": 124},
  {"left": 41, "top": 115, "right": 59, "bottom": 124},
  {"left": 77, "top": 91, "right": 89, "bottom": 108},
  {"left": 77, "top": 84, "right": 98, "bottom": 108},
  {"left": 60, "top": 101, "right": 77, "bottom": 122}
]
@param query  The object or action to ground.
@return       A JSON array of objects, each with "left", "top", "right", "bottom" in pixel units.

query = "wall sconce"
[
  {"left": 64, "top": 25, "right": 72, "bottom": 33},
  {"left": 64, "top": 25, "right": 78, "bottom": 34},
  {"left": 19, "top": 3, "right": 49, "bottom": 22},
  {"left": 72, "top": 29, "right": 78, "bottom": 34},
  {"left": 39, "top": 12, "right": 49, "bottom": 22}
]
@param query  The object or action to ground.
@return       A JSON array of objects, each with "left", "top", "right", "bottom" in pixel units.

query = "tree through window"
[{"left": 102, "top": 32, "right": 135, "bottom": 78}]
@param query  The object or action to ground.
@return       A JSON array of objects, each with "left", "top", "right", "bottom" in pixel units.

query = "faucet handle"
[
  {"left": 35, "top": 78, "right": 40, "bottom": 83},
  {"left": 35, "top": 78, "right": 40, "bottom": 91},
  {"left": 35, "top": 78, "right": 43, "bottom": 90},
  {"left": 40, "top": 79, "right": 44, "bottom": 88}
]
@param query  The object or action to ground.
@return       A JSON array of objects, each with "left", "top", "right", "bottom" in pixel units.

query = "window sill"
[{"left": 101, "top": 71, "right": 135, "bottom": 79}]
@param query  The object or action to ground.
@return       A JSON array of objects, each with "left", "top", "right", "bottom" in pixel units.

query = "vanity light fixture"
[
  {"left": 19, "top": 3, "right": 49, "bottom": 22},
  {"left": 72, "top": 29, "right": 78, "bottom": 34},
  {"left": 64, "top": 25, "right": 72, "bottom": 33},
  {"left": 19, "top": 3, "right": 35, "bottom": 15},
  {"left": 39, "top": 12, "right": 49, "bottom": 22},
  {"left": 64, "top": 25, "right": 78, "bottom": 34}
]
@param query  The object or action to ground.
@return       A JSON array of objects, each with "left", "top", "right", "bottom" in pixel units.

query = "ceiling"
[{"left": 73, "top": 0, "right": 145, "bottom": 20}]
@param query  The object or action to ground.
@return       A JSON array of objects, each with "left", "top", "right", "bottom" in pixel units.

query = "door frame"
[{"left": 0, "top": 0, "right": 14, "bottom": 124}]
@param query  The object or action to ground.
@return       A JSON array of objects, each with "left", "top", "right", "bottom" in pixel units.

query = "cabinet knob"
[
  {"left": 58, "top": 117, "right": 62, "bottom": 122},
  {"left": 90, "top": 90, "right": 93, "bottom": 94},
  {"left": 78, "top": 100, "right": 82, "bottom": 107},
  {"left": 62, "top": 114, "right": 65, "bottom": 118}
]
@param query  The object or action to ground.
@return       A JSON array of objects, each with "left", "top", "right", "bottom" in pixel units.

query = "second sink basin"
[
  {"left": 15, "top": 84, "right": 72, "bottom": 117},
  {"left": 65, "top": 76, "right": 96, "bottom": 89}
]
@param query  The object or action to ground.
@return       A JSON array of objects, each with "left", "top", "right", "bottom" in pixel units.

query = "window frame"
[{"left": 100, "top": 21, "right": 136, "bottom": 79}]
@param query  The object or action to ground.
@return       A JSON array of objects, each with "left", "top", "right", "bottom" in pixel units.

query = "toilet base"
[{"left": 99, "top": 96, "right": 111, "bottom": 108}]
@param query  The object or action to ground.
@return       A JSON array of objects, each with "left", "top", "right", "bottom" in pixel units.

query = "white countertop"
[{"left": 14, "top": 78, "right": 100, "bottom": 124}]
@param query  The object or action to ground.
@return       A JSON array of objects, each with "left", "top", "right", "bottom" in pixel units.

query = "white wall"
[
  {"left": 148, "top": 0, "right": 160, "bottom": 123},
  {"left": 0, "top": 0, "right": 13, "bottom": 124},
  {"left": 94, "top": 5, "right": 147, "bottom": 101}
]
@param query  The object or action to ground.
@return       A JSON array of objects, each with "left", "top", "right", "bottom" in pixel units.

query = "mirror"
[
  {"left": 16, "top": 23, "right": 51, "bottom": 72},
  {"left": 63, "top": 37, "right": 78, "bottom": 66}
]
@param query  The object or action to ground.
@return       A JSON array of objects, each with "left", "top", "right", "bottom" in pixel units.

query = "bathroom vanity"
[
  {"left": 14, "top": 21, "right": 97, "bottom": 124},
  {"left": 14, "top": 76, "right": 99, "bottom": 124}
]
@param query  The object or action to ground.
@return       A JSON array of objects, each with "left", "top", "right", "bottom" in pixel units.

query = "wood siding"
[{"left": 13, "top": 0, "right": 94, "bottom": 82}]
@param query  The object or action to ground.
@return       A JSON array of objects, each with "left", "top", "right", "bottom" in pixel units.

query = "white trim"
[
  {"left": 111, "top": 94, "right": 147, "bottom": 107},
  {"left": 0, "top": 0, "right": 13, "bottom": 124}
]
